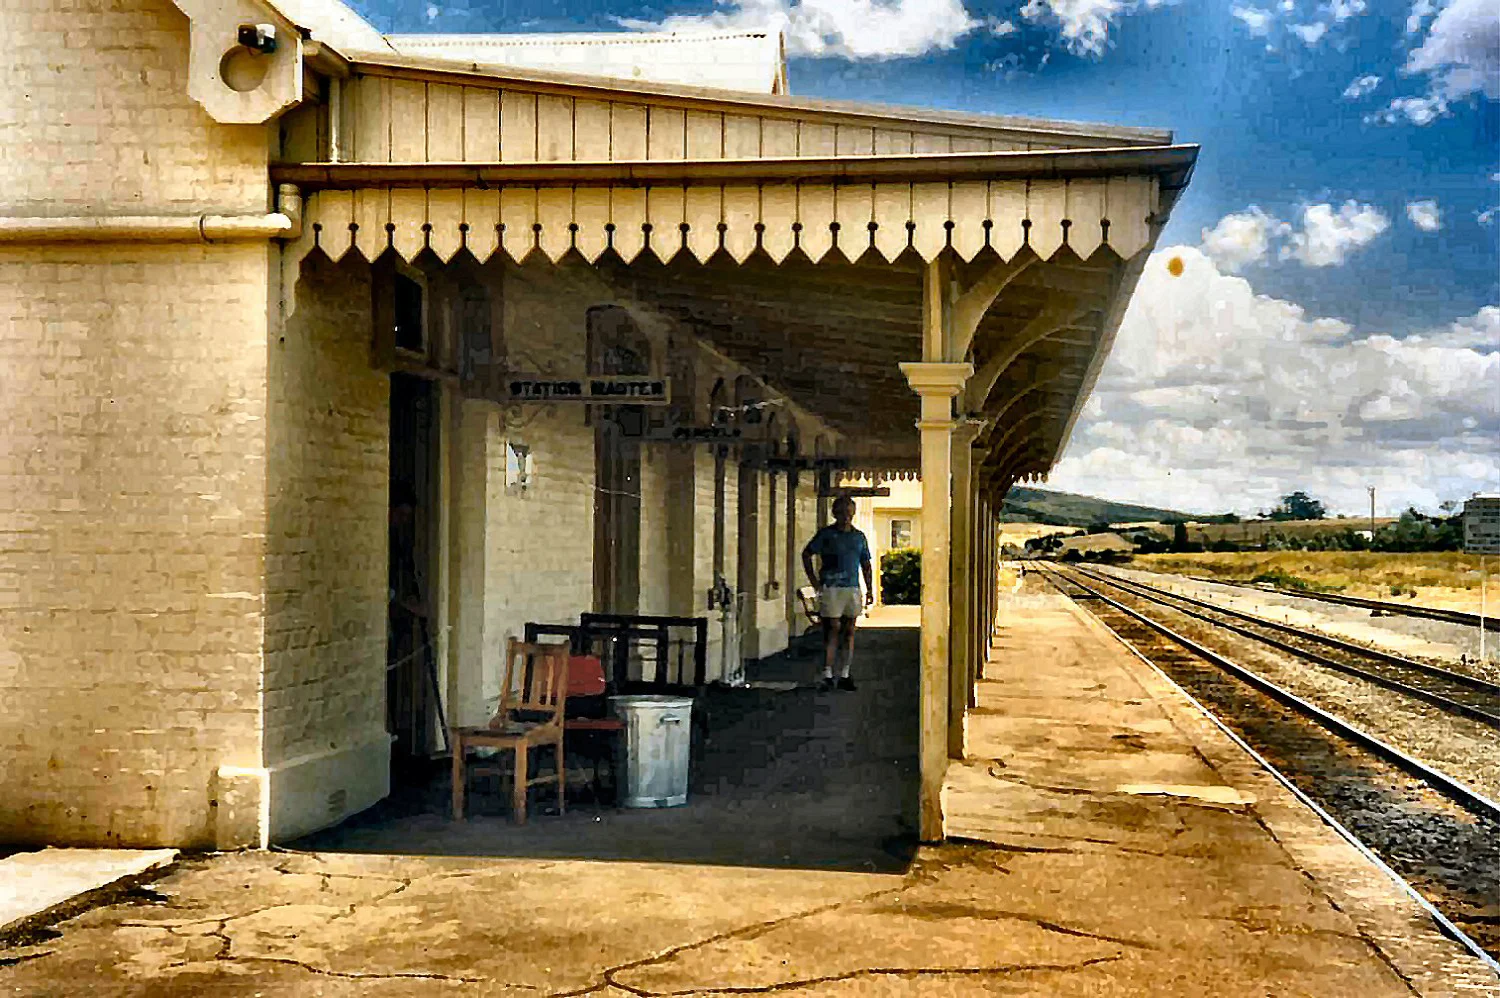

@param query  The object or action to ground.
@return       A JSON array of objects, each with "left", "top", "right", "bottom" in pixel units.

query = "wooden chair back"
[{"left": 496, "top": 639, "right": 570, "bottom": 727}]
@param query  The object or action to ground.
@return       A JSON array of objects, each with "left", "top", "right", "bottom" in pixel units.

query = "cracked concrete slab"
[{"left": 1, "top": 611, "right": 1493, "bottom": 996}]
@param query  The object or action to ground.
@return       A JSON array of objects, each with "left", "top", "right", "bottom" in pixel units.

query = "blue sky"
[{"left": 351, "top": 0, "right": 1498, "bottom": 515}]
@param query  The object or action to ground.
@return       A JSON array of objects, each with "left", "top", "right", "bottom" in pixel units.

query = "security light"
[{"left": 237, "top": 23, "right": 277, "bottom": 54}]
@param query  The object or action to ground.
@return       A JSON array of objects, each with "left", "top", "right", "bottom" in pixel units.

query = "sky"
[{"left": 350, "top": 0, "right": 1498, "bottom": 517}]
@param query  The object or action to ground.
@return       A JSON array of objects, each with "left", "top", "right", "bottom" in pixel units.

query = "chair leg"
[
  {"left": 451, "top": 737, "right": 465, "bottom": 822},
  {"left": 512, "top": 743, "right": 528, "bottom": 825},
  {"left": 556, "top": 737, "right": 566, "bottom": 816}
]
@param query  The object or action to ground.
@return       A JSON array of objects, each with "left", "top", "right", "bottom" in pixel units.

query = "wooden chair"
[{"left": 450, "top": 639, "right": 569, "bottom": 823}]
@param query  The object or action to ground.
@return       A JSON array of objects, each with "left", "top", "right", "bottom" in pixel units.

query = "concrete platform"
[
  {"left": 0, "top": 849, "right": 177, "bottom": 938},
  {"left": 948, "top": 589, "right": 1498, "bottom": 995},
  {"left": 0, "top": 600, "right": 1494, "bottom": 995}
]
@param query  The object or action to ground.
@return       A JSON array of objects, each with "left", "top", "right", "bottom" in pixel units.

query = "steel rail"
[
  {"left": 1189, "top": 574, "right": 1499, "bottom": 632},
  {"left": 1080, "top": 566, "right": 1500, "bottom": 696},
  {"left": 1035, "top": 564, "right": 1500, "bottom": 826},
  {"left": 1068, "top": 567, "right": 1500, "bottom": 729}
]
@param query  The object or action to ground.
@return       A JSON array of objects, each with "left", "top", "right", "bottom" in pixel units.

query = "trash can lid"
[{"left": 608, "top": 695, "right": 695, "bottom": 708}]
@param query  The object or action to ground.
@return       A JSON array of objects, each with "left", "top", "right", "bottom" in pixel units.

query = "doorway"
[
  {"left": 590, "top": 306, "right": 650, "bottom": 615},
  {"left": 387, "top": 372, "right": 441, "bottom": 771}
]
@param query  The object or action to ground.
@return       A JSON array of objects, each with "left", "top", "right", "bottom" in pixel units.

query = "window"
[
  {"left": 890, "top": 519, "right": 913, "bottom": 550},
  {"left": 393, "top": 272, "right": 425, "bottom": 353}
]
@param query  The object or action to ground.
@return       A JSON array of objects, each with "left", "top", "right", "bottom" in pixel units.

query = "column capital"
[{"left": 900, "top": 362, "right": 974, "bottom": 398}]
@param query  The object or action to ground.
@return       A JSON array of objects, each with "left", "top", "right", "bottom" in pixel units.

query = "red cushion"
[{"left": 567, "top": 655, "right": 607, "bottom": 696}]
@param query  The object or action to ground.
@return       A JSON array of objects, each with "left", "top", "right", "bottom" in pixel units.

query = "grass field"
[{"left": 1134, "top": 551, "right": 1500, "bottom": 614}]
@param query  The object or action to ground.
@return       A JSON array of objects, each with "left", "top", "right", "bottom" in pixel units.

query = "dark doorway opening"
[
  {"left": 590, "top": 306, "right": 650, "bottom": 615},
  {"left": 388, "top": 371, "right": 441, "bottom": 780}
]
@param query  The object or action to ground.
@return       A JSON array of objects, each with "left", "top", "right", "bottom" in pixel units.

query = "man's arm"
[
  {"left": 860, "top": 534, "right": 875, "bottom": 605},
  {"left": 802, "top": 535, "right": 821, "bottom": 588}
]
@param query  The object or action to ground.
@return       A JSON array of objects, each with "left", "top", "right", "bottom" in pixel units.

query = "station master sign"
[{"left": 1463, "top": 495, "right": 1500, "bottom": 555}]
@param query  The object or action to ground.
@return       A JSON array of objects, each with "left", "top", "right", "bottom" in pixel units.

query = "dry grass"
[{"left": 1134, "top": 551, "right": 1500, "bottom": 614}]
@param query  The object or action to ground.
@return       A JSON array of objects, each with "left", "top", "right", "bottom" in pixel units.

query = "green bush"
[{"left": 880, "top": 548, "right": 921, "bottom": 605}]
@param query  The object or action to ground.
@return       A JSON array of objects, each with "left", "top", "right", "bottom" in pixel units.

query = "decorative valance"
[{"left": 283, "top": 175, "right": 1159, "bottom": 269}]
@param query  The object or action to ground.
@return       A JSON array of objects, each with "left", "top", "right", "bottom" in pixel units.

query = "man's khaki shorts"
[{"left": 819, "top": 586, "right": 864, "bottom": 620}]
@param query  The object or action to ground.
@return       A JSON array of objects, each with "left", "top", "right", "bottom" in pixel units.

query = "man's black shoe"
[
  {"left": 818, "top": 677, "right": 836, "bottom": 692},
  {"left": 837, "top": 677, "right": 857, "bottom": 692}
]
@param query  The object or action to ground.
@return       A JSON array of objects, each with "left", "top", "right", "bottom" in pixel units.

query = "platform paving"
[{"left": 1, "top": 601, "right": 1494, "bottom": 995}]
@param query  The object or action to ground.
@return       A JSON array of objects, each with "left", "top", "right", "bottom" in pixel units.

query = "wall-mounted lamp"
[{"left": 236, "top": 23, "right": 278, "bottom": 54}]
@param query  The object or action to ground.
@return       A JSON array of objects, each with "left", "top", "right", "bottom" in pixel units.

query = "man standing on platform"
[{"left": 803, "top": 495, "right": 875, "bottom": 691}]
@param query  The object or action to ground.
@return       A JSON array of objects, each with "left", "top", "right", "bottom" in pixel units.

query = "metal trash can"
[{"left": 609, "top": 695, "right": 694, "bottom": 807}]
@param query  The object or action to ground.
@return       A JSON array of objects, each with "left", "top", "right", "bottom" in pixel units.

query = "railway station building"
[{"left": 0, "top": 0, "right": 1193, "bottom": 850}]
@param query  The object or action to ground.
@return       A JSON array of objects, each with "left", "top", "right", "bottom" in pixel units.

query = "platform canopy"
[{"left": 270, "top": 48, "right": 1196, "bottom": 488}]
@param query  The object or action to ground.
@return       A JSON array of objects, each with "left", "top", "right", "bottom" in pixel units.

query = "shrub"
[{"left": 880, "top": 548, "right": 921, "bottom": 605}]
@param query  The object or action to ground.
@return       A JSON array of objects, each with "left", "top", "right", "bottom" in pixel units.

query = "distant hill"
[{"left": 998, "top": 486, "right": 1225, "bottom": 527}]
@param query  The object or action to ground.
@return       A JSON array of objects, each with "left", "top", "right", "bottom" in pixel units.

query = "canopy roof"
[{"left": 266, "top": 16, "right": 1195, "bottom": 487}]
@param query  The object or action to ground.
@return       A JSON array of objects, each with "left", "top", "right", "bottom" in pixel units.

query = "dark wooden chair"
[{"left": 449, "top": 639, "right": 569, "bottom": 824}]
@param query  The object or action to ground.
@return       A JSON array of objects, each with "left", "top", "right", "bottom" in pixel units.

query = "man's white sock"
[{"left": 837, "top": 648, "right": 853, "bottom": 679}]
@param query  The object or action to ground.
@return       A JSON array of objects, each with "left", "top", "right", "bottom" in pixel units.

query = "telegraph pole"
[{"left": 1368, "top": 486, "right": 1376, "bottom": 539}]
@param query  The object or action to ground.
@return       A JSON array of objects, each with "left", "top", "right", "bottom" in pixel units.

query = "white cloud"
[
  {"left": 1373, "top": 93, "right": 1448, "bottom": 124},
  {"left": 618, "top": 0, "right": 979, "bottom": 60},
  {"left": 1200, "top": 206, "right": 1287, "bottom": 272},
  {"left": 1379, "top": 0, "right": 1500, "bottom": 125},
  {"left": 1048, "top": 248, "right": 1500, "bottom": 515},
  {"left": 1405, "top": 198, "right": 1442, "bottom": 231},
  {"left": 1290, "top": 21, "right": 1327, "bottom": 43},
  {"left": 990, "top": 17, "right": 1018, "bottom": 36},
  {"left": 1405, "top": 0, "right": 1435, "bottom": 34},
  {"left": 1342, "top": 73, "right": 1381, "bottom": 98},
  {"left": 1328, "top": 0, "right": 1365, "bottom": 20},
  {"left": 1018, "top": 0, "right": 1175, "bottom": 57},
  {"left": 1232, "top": 4, "right": 1275, "bottom": 35},
  {"left": 1280, "top": 201, "right": 1390, "bottom": 266}
]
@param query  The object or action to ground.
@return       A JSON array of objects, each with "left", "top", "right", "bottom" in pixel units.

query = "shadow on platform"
[{"left": 291, "top": 622, "right": 920, "bottom": 874}]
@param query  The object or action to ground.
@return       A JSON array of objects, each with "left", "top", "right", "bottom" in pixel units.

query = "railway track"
[
  {"left": 1072, "top": 564, "right": 1500, "bottom": 730},
  {"left": 1032, "top": 562, "right": 1500, "bottom": 971},
  {"left": 1195, "top": 574, "right": 1498, "bottom": 631}
]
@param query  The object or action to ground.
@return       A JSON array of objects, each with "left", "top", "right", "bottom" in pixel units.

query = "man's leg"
[
  {"left": 836, "top": 616, "right": 858, "bottom": 689},
  {"left": 820, "top": 614, "right": 839, "bottom": 689}
]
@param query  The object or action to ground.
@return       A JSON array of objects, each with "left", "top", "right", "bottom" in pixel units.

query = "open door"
[{"left": 387, "top": 371, "right": 440, "bottom": 770}]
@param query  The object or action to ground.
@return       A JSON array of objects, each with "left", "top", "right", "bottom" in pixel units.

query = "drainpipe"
[
  {"left": 0, "top": 213, "right": 293, "bottom": 243},
  {"left": 276, "top": 183, "right": 303, "bottom": 241}
]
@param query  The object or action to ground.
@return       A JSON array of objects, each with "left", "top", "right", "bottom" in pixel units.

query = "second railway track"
[{"left": 1072, "top": 563, "right": 1500, "bottom": 730}]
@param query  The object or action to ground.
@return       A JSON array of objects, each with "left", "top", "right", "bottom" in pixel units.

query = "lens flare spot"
[{"left": 1166, "top": 256, "right": 1185, "bottom": 277}]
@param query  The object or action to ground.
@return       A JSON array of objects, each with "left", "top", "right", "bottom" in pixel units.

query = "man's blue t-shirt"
[{"left": 806, "top": 525, "right": 871, "bottom": 588}]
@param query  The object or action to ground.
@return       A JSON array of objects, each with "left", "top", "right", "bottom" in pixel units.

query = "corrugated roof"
[{"left": 385, "top": 30, "right": 787, "bottom": 94}]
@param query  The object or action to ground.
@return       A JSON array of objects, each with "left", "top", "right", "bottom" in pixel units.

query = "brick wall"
[
  {"left": 262, "top": 252, "right": 389, "bottom": 790},
  {"left": 476, "top": 261, "right": 600, "bottom": 712},
  {"left": 1, "top": 0, "right": 269, "bottom": 217},
  {"left": 0, "top": 0, "right": 277, "bottom": 847},
  {"left": 0, "top": 244, "right": 269, "bottom": 847}
]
